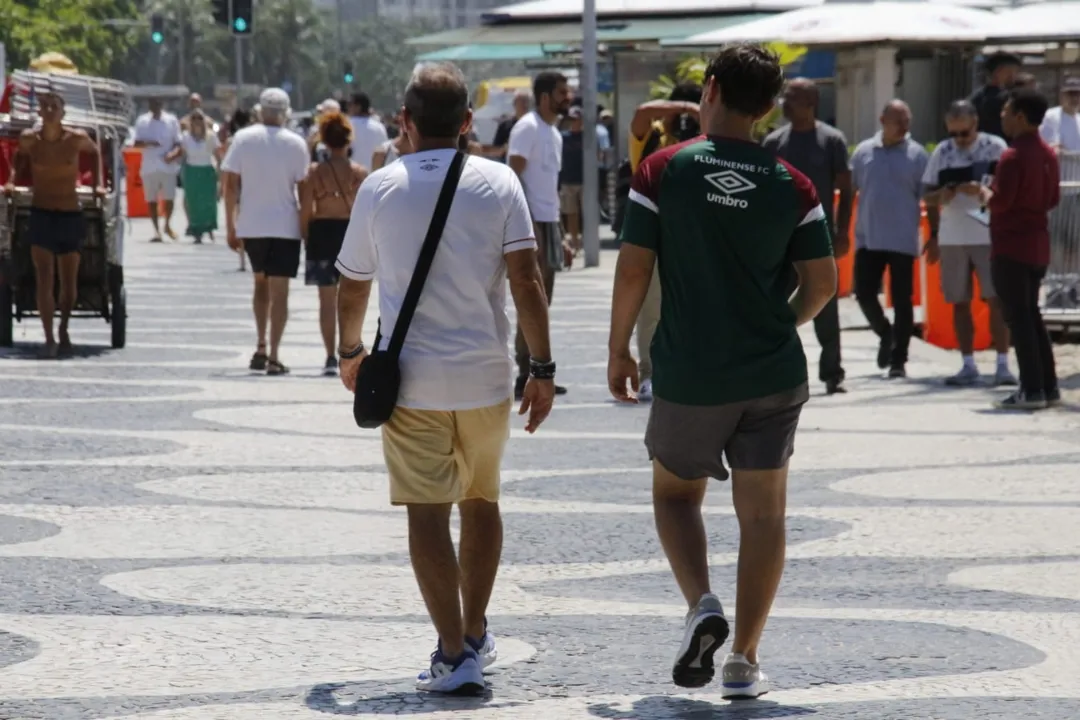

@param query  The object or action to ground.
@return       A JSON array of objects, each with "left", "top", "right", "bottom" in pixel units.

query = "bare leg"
[
  {"left": 30, "top": 246, "right": 57, "bottom": 353},
  {"left": 652, "top": 459, "right": 711, "bottom": 608},
  {"left": 252, "top": 274, "right": 270, "bottom": 350},
  {"left": 407, "top": 503, "right": 465, "bottom": 657},
  {"left": 56, "top": 251, "right": 81, "bottom": 353},
  {"left": 953, "top": 301, "right": 974, "bottom": 356},
  {"left": 267, "top": 276, "right": 290, "bottom": 363},
  {"left": 147, "top": 197, "right": 161, "bottom": 238},
  {"left": 458, "top": 499, "right": 502, "bottom": 640},
  {"left": 567, "top": 211, "right": 581, "bottom": 251},
  {"left": 730, "top": 466, "right": 788, "bottom": 666},
  {"left": 163, "top": 200, "right": 176, "bottom": 238},
  {"left": 318, "top": 284, "right": 336, "bottom": 359},
  {"left": 989, "top": 297, "right": 1010, "bottom": 354}
]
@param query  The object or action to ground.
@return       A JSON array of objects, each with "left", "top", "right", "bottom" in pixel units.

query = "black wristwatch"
[
  {"left": 338, "top": 342, "right": 365, "bottom": 360},
  {"left": 529, "top": 358, "right": 556, "bottom": 380}
]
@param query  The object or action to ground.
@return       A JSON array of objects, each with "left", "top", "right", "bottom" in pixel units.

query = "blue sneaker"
[{"left": 415, "top": 646, "right": 484, "bottom": 695}]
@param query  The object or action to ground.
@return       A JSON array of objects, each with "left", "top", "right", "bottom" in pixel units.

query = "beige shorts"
[
  {"left": 939, "top": 244, "right": 995, "bottom": 303},
  {"left": 559, "top": 184, "right": 582, "bottom": 215},
  {"left": 381, "top": 399, "right": 512, "bottom": 505},
  {"left": 142, "top": 172, "right": 178, "bottom": 201}
]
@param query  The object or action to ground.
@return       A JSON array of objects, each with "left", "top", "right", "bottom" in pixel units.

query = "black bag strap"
[{"left": 384, "top": 150, "right": 466, "bottom": 359}]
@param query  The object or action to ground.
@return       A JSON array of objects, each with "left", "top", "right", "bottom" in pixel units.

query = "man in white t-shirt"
[
  {"left": 923, "top": 100, "right": 1015, "bottom": 387},
  {"left": 336, "top": 62, "right": 555, "bottom": 697},
  {"left": 347, "top": 91, "right": 389, "bottom": 170},
  {"left": 221, "top": 87, "right": 310, "bottom": 376},
  {"left": 508, "top": 71, "right": 571, "bottom": 400},
  {"left": 133, "top": 98, "right": 183, "bottom": 241},
  {"left": 1040, "top": 76, "right": 1080, "bottom": 154}
]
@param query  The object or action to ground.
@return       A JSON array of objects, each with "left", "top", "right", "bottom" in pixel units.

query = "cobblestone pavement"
[{"left": 2, "top": 217, "right": 1080, "bottom": 719}]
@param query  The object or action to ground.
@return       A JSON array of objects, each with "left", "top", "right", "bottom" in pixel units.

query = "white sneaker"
[
  {"left": 415, "top": 647, "right": 485, "bottom": 695},
  {"left": 721, "top": 652, "right": 770, "bottom": 699},
  {"left": 469, "top": 629, "right": 498, "bottom": 670},
  {"left": 638, "top": 379, "right": 653, "bottom": 402},
  {"left": 672, "top": 593, "right": 729, "bottom": 688}
]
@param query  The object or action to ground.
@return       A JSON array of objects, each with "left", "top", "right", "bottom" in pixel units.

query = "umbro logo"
[
  {"left": 704, "top": 170, "right": 756, "bottom": 195},
  {"left": 419, "top": 163, "right": 438, "bottom": 171},
  {"left": 704, "top": 170, "right": 755, "bottom": 209}
]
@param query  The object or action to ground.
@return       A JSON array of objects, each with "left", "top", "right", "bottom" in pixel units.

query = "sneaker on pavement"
[
  {"left": 945, "top": 365, "right": 980, "bottom": 387},
  {"left": 323, "top": 356, "right": 338, "bottom": 377},
  {"left": 721, "top": 653, "right": 771, "bottom": 700},
  {"left": 887, "top": 364, "right": 907, "bottom": 379},
  {"left": 825, "top": 378, "right": 846, "bottom": 395},
  {"left": 1047, "top": 387, "right": 1062, "bottom": 407},
  {"left": 638, "top": 379, "right": 654, "bottom": 402},
  {"left": 994, "top": 390, "right": 1048, "bottom": 411},
  {"left": 993, "top": 367, "right": 1018, "bottom": 387},
  {"left": 672, "top": 593, "right": 729, "bottom": 688},
  {"left": 416, "top": 647, "right": 485, "bottom": 695},
  {"left": 467, "top": 628, "right": 498, "bottom": 671}
]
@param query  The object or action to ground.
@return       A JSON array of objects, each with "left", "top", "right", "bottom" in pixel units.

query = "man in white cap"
[{"left": 221, "top": 87, "right": 310, "bottom": 376}]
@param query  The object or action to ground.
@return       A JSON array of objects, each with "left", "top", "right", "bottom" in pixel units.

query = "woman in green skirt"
[{"left": 178, "top": 111, "right": 220, "bottom": 244}]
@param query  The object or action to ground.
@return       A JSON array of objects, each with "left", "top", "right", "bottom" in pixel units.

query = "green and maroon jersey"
[{"left": 620, "top": 135, "right": 833, "bottom": 405}]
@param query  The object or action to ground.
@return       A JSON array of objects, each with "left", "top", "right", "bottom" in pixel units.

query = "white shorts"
[{"left": 142, "top": 172, "right": 178, "bottom": 201}]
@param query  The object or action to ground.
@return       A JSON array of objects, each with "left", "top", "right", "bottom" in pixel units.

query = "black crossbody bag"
[{"left": 353, "top": 150, "right": 466, "bottom": 429}]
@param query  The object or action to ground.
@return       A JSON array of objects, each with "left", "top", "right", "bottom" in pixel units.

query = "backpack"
[{"left": 612, "top": 127, "right": 663, "bottom": 238}]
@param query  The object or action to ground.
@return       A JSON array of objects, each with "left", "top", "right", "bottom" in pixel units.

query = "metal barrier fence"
[{"left": 1043, "top": 151, "right": 1080, "bottom": 315}]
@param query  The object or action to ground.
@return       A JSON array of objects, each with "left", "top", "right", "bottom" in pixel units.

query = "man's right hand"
[
  {"left": 518, "top": 377, "right": 554, "bottom": 433},
  {"left": 923, "top": 236, "right": 940, "bottom": 264},
  {"left": 227, "top": 227, "right": 241, "bottom": 251},
  {"left": 608, "top": 351, "right": 640, "bottom": 404}
]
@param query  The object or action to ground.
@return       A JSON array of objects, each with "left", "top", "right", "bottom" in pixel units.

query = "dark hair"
[
  {"left": 945, "top": 99, "right": 977, "bottom": 120},
  {"left": 229, "top": 109, "right": 251, "bottom": 135},
  {"left": 1006, "top": 88, "right": 1050, "bottom": 126},
  {"left": 319, "top": 111, "right": 353, "bottom": 150},
  {"left": 533, "top": 71, "right": 567, "bottom": 106},
  {"left": 404, "top": 62, "right": 469, "bottom": 139},
  {"left": 704, "top": 44, "right": 784, "bottom": 117},
  {"left": 669, "top": 82, "right": 702, "bottom": 104},
  {"left": 350, "top": 91, "right": 371, "bottom": 114},
  {"left": 1011, "top": 72, "right": 1036, "bottom": 90},
  {"left": 985, "top": 51, "right": 1021, "bottom": 74}
]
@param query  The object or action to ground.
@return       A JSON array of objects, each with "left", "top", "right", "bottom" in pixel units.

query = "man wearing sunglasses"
[{"left": 922, "top": 100, "right": 1015, "bottom": 387}]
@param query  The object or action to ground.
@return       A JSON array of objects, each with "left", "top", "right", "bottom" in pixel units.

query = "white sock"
[
  {"left": 997, "top": 353, "right": 1010, "bottom": 371},
  {"left": 962, "top": 354, "right": 976, "bottom": 370}
]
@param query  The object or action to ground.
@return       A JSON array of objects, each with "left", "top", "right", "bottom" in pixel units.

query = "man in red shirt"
[{"left": 982, "top": 89, "right": 1061, "bottom": 409}]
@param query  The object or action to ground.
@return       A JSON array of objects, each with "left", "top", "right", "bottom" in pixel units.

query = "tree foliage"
[{"left": 0, "top": 0, "right": 143, "bottom": 77}]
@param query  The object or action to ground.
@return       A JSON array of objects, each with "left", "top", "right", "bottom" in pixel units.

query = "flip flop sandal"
[
  {"left": 249, "top": 347, "right": 268, "bottom": 371},
  {"left": 37, "top": 344, "right": 58, "bottom": 360},
  {"left": 266, "top": 360, "right": 290, "bottom": 376},
  {"left": 58, "top": 341, "right": 74, "bottom": 359}
]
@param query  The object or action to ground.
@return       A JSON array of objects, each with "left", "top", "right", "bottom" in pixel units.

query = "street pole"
[
  {"left": 177, "top": 4, "right": 185, "bottom": 87},
  {"left": 581, "top": 0, "right": 600, "bottom": 268},
  {"left": 235, "top": 35, "right": 243, "bottom": 107},
  {"left": 335, "top": 0, "right": 345, "bottom": 86}
]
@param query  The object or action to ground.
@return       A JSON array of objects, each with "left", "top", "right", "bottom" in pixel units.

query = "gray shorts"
[
  {"left": 939, "top": 244, "right": 995, "bottom": 303},
  {"left": 644, "top": 384, "right": 809, "bottom": 481}
]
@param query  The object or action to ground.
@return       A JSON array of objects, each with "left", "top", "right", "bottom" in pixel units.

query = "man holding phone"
[{"left": 922, "top": 100, "right": 1015, "bottom": 387}]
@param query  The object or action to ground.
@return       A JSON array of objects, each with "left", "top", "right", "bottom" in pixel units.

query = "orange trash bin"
[
  {"left": 922, "top": 251, "right": 994, "bottom": 351},
  {"left": 124, "top": 148, "right": 149, "bottom": 218},
  {"left": 834, "top": 190, "right": 855, "bottom": 297}
]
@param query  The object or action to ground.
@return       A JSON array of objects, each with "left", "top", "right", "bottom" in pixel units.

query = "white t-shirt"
[
  {"left": 922, "top": 133, "right": 1006, "bottom": 246},
  {"left": 182, "top": 132, "right": 219, "bottom": 167},
  {"left": 349, "top": 116, "right": 389, "bottom": 171},
  {"left": 1040, "top": 106, "right": 1080, "bottom": 152},
  {"left": 507, "top": 110, "right": 562, "bottom": 222},
  {"left": 336, "top": 149, "right": 536, "bottom": 411},
  {"left": 220, "top": 124, "right": 309, "bottom": 240},
  {"left": 134, "top": 111, "right": 183, "bottom": 176}
]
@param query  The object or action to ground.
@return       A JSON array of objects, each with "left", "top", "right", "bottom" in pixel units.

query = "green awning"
[
  {"left": 416, "top": 43, "right": 569, "bottom": 62},
  {"left": 406, "top": 14, "right": 772, "bottom": 47}
]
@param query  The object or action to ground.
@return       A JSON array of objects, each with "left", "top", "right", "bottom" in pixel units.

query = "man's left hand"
[
  {"left": 833, "top": 229, "right": 850, "bottom": 257},
  {"left": 227, "top": 227, "right": 241, "bottom": 251},
  {"left": 339, "top": 351, "right": 368, "bottom": 393},
  {"left": 957, "top": 181, "right": 982, "bottom": 197}
]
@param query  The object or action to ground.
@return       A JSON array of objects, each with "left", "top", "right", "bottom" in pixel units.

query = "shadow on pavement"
[
  {"left": 0, "top": 342, "right": 113, "bottom": 360},
  {"left": 587, "top": 696, "right": 817, "bottom": 719},
  {"left": 304, "top": 683, "right": 517, "bottom": 715}
]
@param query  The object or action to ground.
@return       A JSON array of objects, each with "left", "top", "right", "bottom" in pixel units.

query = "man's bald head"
[
  {"left": 189, "top": 93, "right": 202, "bottom": 108},
  {"left": 880, "top": 99, "right": 912, "bottom": 144},
  {"left": 403, "top": 61, "right": 470, "bottom": 140},
  {"left": 782, "top": 77, "right": 819, "bottom": 125}
]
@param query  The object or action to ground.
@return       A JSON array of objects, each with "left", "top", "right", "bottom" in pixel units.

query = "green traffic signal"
[
  {"left": 151, "top": 31, "right": 164, "bottom": 44},
  {"left": 344, "top": 73, "right": 354, "bottom": 84},
  {"left": 234, "top": 17, "right": 247, "bottom": 32}
]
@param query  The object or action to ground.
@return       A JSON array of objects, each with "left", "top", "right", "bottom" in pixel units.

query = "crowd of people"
[{"left": 5, "top": 40, "right": 1074, "bottom": 700}]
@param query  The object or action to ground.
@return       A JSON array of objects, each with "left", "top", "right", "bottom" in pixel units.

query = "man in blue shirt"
[{"left": 850, "top": 100, "right": 932, "bottom": 378}]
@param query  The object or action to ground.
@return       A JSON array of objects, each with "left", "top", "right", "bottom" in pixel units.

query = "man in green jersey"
[{"left": 607, "top": 44, "right": 837, "bottom": 698}]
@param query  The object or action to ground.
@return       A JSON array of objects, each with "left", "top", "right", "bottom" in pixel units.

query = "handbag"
[{"left": 352, "top": 150, "right": 466, "bottom": 429}]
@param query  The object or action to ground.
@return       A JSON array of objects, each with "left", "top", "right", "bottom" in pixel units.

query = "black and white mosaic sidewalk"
[{"left": 2, "top": 217, "right": 1080, "bottom": 719}]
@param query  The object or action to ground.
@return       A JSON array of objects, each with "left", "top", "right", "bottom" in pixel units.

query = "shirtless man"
[{"left": 3, "top": 93, "right": 102, "bottom": 358}]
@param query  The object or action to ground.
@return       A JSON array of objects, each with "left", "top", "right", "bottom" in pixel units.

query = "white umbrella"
[
  {"left": 987, "top": 1, "right": 1080, "bottom": 42},
  {"left": 673, "top": 1, "right": 1001, "bottom": 46}
]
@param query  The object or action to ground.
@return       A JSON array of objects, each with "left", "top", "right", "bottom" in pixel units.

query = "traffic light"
[
  {"left": 231, "top": 0, "right": 253, "bottom": 35},
  {"left": 150, "top": 13, "right": 165, "bottom": 44},
  {"left": 343, "top": 61, "right": 354, "bottom": 85},
  {"left": 212, "top": 0, "right": 229, "bottom": 26}
]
